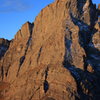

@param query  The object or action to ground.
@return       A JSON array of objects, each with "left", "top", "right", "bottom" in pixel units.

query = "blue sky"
[{"left": 0, "top": 0, "right": 99, "bottom": 40}]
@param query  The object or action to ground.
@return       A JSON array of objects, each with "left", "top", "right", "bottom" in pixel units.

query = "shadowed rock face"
[
  {"left": 0, "top": 0, "right": 100, "bottom": 100},
  {"left": 0, "top": 39, "right": 10, "bottom": 80},
  {"left": 0, "top": 39, "right": 10, "bottom": 59}
]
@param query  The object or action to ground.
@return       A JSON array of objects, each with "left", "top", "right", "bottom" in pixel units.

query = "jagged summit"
[
  {"left": 14, "top": 22, "right": 33, "bottom": 40},
  {"left": 0, "top": 0, "right": 100, "bottom": 100}
]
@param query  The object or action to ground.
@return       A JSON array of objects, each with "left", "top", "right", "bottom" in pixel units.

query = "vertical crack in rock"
[
  {"left": 64, "top": 31, "right": 73, "bottom": 65},
  {"left": 29, "top": 87, "right": 41, "bottom": 100},
  {"left": 5, "top": 64, "right": 11, "bottom": 77},
  {"left": 1, "top": 66, "right": 4, "bottom": 81},
  {"left": 37, "top": 47, "right": 42, "bottom": 64},
  {"left": 43, "top": 66, "right": 49, "bottom": 94}
]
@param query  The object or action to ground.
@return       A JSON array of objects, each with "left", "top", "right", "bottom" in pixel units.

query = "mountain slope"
[{"left": 0, "top": 0, "right": 100, "bottom": 100}]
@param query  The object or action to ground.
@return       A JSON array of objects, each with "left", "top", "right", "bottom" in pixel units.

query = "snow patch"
[
  {"left": 90, "top": 55, "right": 100, "bottom": 60},
  {"left": 67, "top": 67, "right": 81, "bottom": 81},
  {"left": 77, "top": 22, "right": 88, "bottom": 31},
  {"left": 88, "top": 43, "right": 94, "bottom": 47}
]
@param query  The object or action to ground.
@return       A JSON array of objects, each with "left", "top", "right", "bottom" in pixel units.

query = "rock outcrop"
[
  {"left": 93, "top": 17, "right": 100, "bottom": 50},
  {"left": 0, "top": 39, "right": 10, "bottom": 59},
  {"left": 0, "top": 39, "right": 10, "bottom": 80},
  {"left": 0, "top": 0, "right": 100, "bottom": 100},
  {"left": 0, "top": 22, "right": 33, "bottom": 81}
]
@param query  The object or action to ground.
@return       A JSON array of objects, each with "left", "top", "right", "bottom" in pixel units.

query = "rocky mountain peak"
[
  {"left": 14, "top": 22, "right": 33, "bottom": 41},
  {"left": 0, "top": 0, "right": 100, "bottom": 100},
  {"left": 55, "top": 0, "right": 96, "bottom": 26},
  {"left": 0, "top": 38, "right": 10, "bottom": 45}
]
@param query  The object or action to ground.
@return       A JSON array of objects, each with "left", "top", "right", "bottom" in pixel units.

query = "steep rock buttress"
[{"left": 0, "top": 0, "right": 100, "bottom": 100}]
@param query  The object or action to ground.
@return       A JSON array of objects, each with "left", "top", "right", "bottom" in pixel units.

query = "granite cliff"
[{"left": 0, "top": 0, "right": 100, "bottom": 100}]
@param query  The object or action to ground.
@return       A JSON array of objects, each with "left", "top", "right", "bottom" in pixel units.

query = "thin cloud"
[{"left": 0, "top": 0, "right": 33, "bottom": 12}]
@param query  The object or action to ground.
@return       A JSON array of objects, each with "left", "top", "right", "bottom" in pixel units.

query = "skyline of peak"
[{"left": 0, "top": 0, "right": 99, "bottom": 40}]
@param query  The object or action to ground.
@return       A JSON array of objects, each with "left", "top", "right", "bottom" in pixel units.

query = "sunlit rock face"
[
  {"left": 0, "top": 0, "right": 100, "bottom": 100},
  {"left": 93, "top": 16, "right": 100, "bottom": 50}
]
